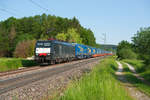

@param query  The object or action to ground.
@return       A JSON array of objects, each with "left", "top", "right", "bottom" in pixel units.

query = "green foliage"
[
  {"left": 54, "top": 58, "right": 133, "bottom": 100},
  {"left": 56, "top": 28, "right": 82, "bottom": 44},
  {"left": 0, "top": 14, "right": 96, "bottom": 57},
  {"left": 132, "top": 27, "right": 150, "bottom": 54},
  {"left": 140, "top": 69, "right": 150, "bottom": 82},
  {"left": 118, "top": 48, "right": 137, "bottom": 59},
  {"left": 56, "top": 33, "right": 67, "bottom": 41},
  {"left": 67, "top": 28, "right": 82, "bottom": 43},
  {"left": 0, "top": 24, "right": 9, "bottom": 57},
  {"left": 132, "top": 27, "right": 150, "bottom": 64},
  {"left": 117, "top": 40, "right": 136, "bottom": 59},
  {"left": 117, "top": 40, "right": 132, "bottom": 50},
  {"left": 119, "top": 27, "right": 150, "bottom": 85},
  {"left": 79, "top": 27, "right": 96, "bottom": 46},
  {"left": 0, "top": 58, "right": 37, "bottom": 72}
]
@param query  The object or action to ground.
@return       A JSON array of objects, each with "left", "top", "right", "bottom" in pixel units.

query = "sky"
[{"left": 0, "top": 0, "right": 150, "bottom": 45}]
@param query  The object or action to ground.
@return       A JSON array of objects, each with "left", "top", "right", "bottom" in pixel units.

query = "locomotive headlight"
[
  {"left": 36, "top": 53, "right": 39, "bottom": 56},
  {"left": 35, "top": 48, "right": 51, "bottom": 54}
]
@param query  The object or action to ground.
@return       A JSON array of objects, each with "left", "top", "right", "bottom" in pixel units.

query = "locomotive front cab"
[{"left": 35, "top": 40, "right": 51, "bottom": 64}]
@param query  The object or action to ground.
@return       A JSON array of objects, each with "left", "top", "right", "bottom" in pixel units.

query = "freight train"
[{"left": 34, "top": 39, "right": 112, "bottom": 64}]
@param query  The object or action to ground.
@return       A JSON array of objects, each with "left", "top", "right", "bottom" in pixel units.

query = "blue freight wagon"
[
  {"left": 72, "top": 43, "right": 85, "bottom": 59},
  {"left": 86, "top": 46, "right": 92, "bottom": 58}
]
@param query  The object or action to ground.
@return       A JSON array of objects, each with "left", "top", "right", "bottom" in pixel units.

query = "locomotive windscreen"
[{"left": 36, "top": 41, "right": 51, "bottom": 47}]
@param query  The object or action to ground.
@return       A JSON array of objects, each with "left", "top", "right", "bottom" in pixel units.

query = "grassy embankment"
[
  {"left": 0, "top": 58, "right": 37, "bottom": 72},
  {"left": 123, "top": 59, "right": 150, "bottom": 82},
  {"left": 121, "top": 60, "right": 150, "bottom": 96},
  {"left": 52, "top": 57, "right": 134, "bottom": 100}
]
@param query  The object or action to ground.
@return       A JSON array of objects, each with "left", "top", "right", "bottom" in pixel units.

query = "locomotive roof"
[
  {"left": 37, "top": 40, "right": 74, "bottom": 47},
  {"left": 36, "top": 40, "right": 108, "bottom": 52},
  {"left": 53, "top": 40, "right": 74, "bottom": 46}
]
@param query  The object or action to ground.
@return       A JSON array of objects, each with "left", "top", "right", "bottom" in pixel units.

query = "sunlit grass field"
[
  {"left": 53, "top": 58, "right": 134, "bottom": 100},
  {"left": 0, "top": 58, "right": 37, "bottom": 72}
]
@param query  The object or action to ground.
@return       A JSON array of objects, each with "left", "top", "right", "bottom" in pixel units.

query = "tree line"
[
  {"left": 0, "top": 13, "right": 96, "bottom": 58},
  {"left": 117, "top": 27, "right": 150, "bottom": 65}
]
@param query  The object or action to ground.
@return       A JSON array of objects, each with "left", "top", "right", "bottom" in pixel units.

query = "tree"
[
  {"left": 0, "top": 27, "right": 9, "bottom": 57},
  {"left": 0, "top": 13, "right": 97, "bottom": 57},
  {"left": 132, "top": 27, "right": 150, "bottom": 63},
  {"left": 117, "top": 40, "right": 135, "bottom": 59},
  {"left": 118, "top": 48, "right": 137, "bottom": 59},
  {"left": 56, "top": 33, "right": 67, "bottom": 41},
  {"left": 117, "top": 40, "right": 132, "bottom": 50},
  {"left": 9, "top": 25, "right": 16, "bottom": 41},
  {"left": 0, "top": 37, "right": 9, "bottom": 57},
  {"left": 67, "top": 28, "right": 82, "bottom": 44},
  {"left": 8, "top": 25, "right": 16, "bottom": 56},
  {"left": 14, "top": 40, "right": 36, "bottom": 58}
]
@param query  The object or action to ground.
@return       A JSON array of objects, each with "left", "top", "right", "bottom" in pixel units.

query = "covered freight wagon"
[{"left": 72, "top": 43, "right": 86, "bottom": 59}]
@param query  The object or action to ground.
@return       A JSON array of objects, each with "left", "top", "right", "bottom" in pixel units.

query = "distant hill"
[{"left": 96, "top": 44, "right": 117, "bottom": 52}]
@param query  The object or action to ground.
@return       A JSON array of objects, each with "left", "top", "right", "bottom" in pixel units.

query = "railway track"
[
  {"left": 0, "top": 57, "right": 103, "bottom": 95},
  {"left": 0, "top": 66, "right": 41, "bottom": 77},
  {"left": 0, "top": 59, "right": 86, "bottom": 77}
]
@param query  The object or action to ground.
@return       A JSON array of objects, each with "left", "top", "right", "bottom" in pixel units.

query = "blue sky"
[{"left": 0, "top": 0, "right": 150, "bottom": 45}]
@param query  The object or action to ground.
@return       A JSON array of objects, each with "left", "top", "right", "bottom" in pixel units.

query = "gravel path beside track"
[
  {"left": 0, "top": 57, "right": 102, "bottom": 100},
  {"left": 116, "top": 61, "right": 150, "bottom": 100}
]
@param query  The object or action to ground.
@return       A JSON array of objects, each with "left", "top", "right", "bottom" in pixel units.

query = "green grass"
[
  {"left": 0, "top": 58, "right": 37, "bottom": 72},
  {"left": 53, "top": 58, "right": 134, "bottom": 100},
  {"left": 122, "top": 59, "right": 145, "bottom": 73},
  {"left": 122, "top": 59, "right": 150, "bottom": 82},
  {"left": 124, "top": 72, "right": 150, "bottom": 96},
  {"left": 120, "top": 61, "right": 130, "bottom": 72},
  {"left": 121, "top": 61, "right": 150, "bottom": 96},
  {"left": 140, "top": 70, "right": 150, "bottom": 82}
]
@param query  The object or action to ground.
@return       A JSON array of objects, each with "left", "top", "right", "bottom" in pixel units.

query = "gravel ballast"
[{"left": 0, "top": 58, "right": 101, "bottom": 100}]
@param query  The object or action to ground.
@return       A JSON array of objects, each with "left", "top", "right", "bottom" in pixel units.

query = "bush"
[
  {"left": 13, "top": 40, "right": 36, "bottom": 58},
  {"left": 118, "top": 48, "right": 137, "bottom": 59}
]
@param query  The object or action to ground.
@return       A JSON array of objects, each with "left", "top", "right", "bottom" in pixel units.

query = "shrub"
[
  {"left": 118, "top": 48, "right": 137, "bottom": 59},
  {"left": 13, "top": 40, "right": 36, "bottom": 58}
]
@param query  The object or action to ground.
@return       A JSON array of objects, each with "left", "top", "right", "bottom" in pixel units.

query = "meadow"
[{"left": 0, "top": 58, "right": 37, "bottom": 72}]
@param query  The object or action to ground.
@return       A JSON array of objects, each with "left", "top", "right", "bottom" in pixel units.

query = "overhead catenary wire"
[
  {"left": 29, "top": 0, "right": 48, "bottom": 12},
  {"left": 0, "top": 8, "right": 19, "bottom": 17},
  {"left": 98, "top": 33, "right": 106, "bottom": 44}
]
